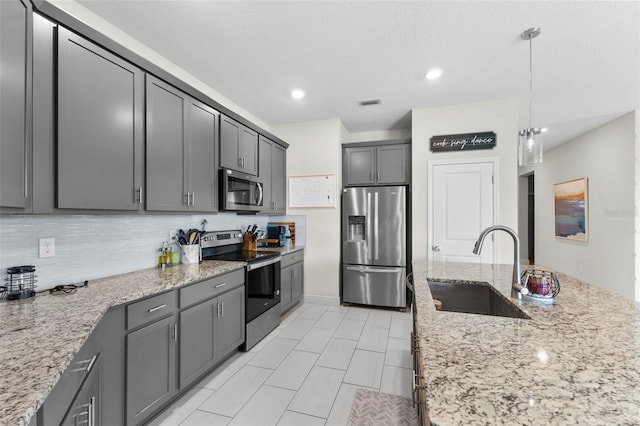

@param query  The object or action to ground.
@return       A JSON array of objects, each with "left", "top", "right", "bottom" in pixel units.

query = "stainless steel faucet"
[{"left": 472, "top": 225, "right": 529, "bottom": 300}]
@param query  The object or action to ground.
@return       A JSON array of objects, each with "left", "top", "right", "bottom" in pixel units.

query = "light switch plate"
[{"left": 39, "top": 237, "right": 55, "bottom": 258}]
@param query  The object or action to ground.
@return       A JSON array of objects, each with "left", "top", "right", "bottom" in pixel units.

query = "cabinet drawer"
[
  {"left": 180, "top": 268, "right": 244, "bottom": 308},
  {"left": 127, "top": 291, "right": 177, "bottom": 330},
  {"left": 280, "top": 249, "right": 304, "bottom": 268}
]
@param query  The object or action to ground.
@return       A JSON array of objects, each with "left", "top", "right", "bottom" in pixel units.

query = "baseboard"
[{"left": 302, "top": 294, "right": 341, "bottom": 306}]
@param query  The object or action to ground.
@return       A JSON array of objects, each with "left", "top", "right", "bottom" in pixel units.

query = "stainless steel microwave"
[{"left": 220, "top": 168, "right": 264, "bottom": 212}]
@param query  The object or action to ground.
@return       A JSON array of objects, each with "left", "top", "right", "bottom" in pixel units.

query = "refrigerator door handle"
[
  {"left": 374, "top": 191, "right": 379, "bottom": 261},
  {"left": 367, "top": 191, "right": 373, "bottom": 262},
  {"left": 346, "top": 266, "right": 403, "bottom": 274}
]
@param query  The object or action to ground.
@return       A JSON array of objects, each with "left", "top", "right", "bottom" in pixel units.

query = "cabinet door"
[
  {"left": 344, "top": 147, "right": 375, "bottom": 186},
  {"left": 376, "top": 144, "right": 409, "bottom": 184},
  {"left": 258, "top": 135, "right": 273, "bottom": 211},
  {"left": 219, "top": 115, "right": 241, "bottom": 171},
  {"left": 291, "top": 262, "right": 304, "bottom": 304},
  {"left": 280, "top": 265, "right": 293, "bottom": 313},
  {"left": 126, "top": 315, "right": 177, "bottom": 426},
  {"left": 271, "top": 144, "right": 286, "bottom": 213},
  {"left": 216, "top": 286, "right": 245, "bottom": 358},
  {"left": 0, "top": 0, "right": 31, "bottom": 208},
  {"left": 57, "top": 26, "right": 143, "bottom": 210},
  {"left": 61, "top": 354, "right": 101, "bottom": 426},
  {"left": 238, "top": 126, "right": 258, "bottom": 175},
  {"left": 146, "top": 76, "right": 188, "bottom": 211},
  {"left": 187, "top": 99, "right": 218, "bottom": 211},
  {"left": 179, "top": 298, "right": 216, "bottom": 389}
]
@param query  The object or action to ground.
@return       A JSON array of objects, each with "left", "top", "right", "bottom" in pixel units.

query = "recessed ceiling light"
[
  {"left": 291, "top": 89, "right": 305, "bottom": 100},
  {"left": 425, "top": 68, "right": 443, "bottom": 81},
  {"left": 358, "top": 98, "right": 382, "bottom": 106}
]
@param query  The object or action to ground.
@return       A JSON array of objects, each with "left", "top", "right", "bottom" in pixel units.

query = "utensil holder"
[
  {"left": 182, "top": 245, "right": 201, "bottom": 264},
  {"left": 242, "top": 233, "right": 256, "bottom": 251}
]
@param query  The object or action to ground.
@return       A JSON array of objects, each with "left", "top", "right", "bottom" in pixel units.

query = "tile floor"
[{"left": 147, "top": 301, "right": 413, "bottom": 426}]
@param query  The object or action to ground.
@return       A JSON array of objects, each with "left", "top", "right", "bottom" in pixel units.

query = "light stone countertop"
[
  {"left": 412, "top": 259, "right": 640, "bottom": 425},
  {"left": 0, "top": 260, "right": 245, "bottom": 426}
]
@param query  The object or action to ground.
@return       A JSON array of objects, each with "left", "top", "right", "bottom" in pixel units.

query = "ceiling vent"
[{"left": 358, "top": 98, "right": 382, "bottom": 106}]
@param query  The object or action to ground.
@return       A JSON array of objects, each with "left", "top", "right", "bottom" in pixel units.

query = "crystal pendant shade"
[{"left": 518, "top": 128, "right": 543, "bottom": 166}]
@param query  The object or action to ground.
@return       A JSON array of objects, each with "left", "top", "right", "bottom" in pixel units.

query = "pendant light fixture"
[{"left": 518, "top": 27, "right": 543, "bottom": 166}]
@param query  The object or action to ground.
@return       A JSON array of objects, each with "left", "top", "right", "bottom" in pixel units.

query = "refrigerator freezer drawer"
[{"left": 342, "top": 265, "right": 406, "bottom": 308}]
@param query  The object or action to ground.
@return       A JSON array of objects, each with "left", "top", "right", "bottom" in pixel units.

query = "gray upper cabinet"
[
  {"left": 187, "top": 100, "right": 218, "bottom": 211},
  {"left": 0, "top": 0, "right": 32, "bottom": 209},
  {"left": 57, "top": 26, "right": 144, "bottom": 210},
  {"left": 220, "top": 115, "right": 258, "bottom": 175},
  {"left": 343, "top": 143, "right": 410, "bottom": 186},
  {"left": 258, "top": 135, "right": 286, "bottom": 214},
  {"left": 146, "top": 75, "right": 218, "bottom": 212}
]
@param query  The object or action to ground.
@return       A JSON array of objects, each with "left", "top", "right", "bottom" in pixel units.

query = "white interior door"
[{"left": 431, "top": 160, "right": 495, "bottom": 263}]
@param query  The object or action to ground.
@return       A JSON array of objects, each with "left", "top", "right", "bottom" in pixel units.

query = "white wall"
[
  {"left": 636, "top": 110, "right": 640, "bottom": 301},
  {"left": 47, "top": 0, "right": 270, "bottom": 131},
  {"left": 342, "top": 128, "right": 411, "bottom": 144},
  {"left": 411, "top": 99, "right": 519, "bottom": 263},
  {"left": 532, "top": 112, "right": 636, "bottom": 300},
  {"left": 270, "top": 119, "right": 345, "bottom": 301}
]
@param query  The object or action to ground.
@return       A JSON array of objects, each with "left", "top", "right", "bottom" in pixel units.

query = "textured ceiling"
[{"left": 75, "top": 0, "right": 640, "bottom": 150}]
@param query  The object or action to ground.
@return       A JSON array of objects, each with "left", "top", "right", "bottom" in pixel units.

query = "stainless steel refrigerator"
[{"left": 342, "top": 186, "right": 406, "bottom": 307}]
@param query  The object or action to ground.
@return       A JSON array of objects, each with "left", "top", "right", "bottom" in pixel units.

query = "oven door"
[
  {"left": 221, "top": 169, "right": 264, "bottom": 212},
  {"left": 246, "top": 257, "right": 281, "bottom": 322}
]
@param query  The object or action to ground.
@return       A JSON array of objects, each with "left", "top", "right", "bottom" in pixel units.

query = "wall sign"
[{"left": 430, "top": 131, "right": 496, "bottom": 152}]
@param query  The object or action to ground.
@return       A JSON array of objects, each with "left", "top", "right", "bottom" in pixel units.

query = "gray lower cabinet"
[
  {"left": 146, "top": 75, "right": 219, "bottom": 212},
  {"left": 220, "top": 114, "right": 258, "bottom": 175},
  {"left": 61, "top": 353, "right": 101, "bottom": 426},
  {"left": 0, "top": 0, "right": 32, "bottom": 209},
  {"left": 281, "top": 249, "right": 304, "bottom": 314},
  {"left": 179, "top": 285, "right": 245, "bottom": 389},
  {"left": 56, "top": 26, "right": 144, "bottom": 210},
  {"left": 343, "top": 143, "right": 410, "bottom": 186},
  {"left": 258, "top": 135, "right": 286, "bottom": 214},
  {"left": 126, "top": 314, "right": 178, "bottom": 425}
]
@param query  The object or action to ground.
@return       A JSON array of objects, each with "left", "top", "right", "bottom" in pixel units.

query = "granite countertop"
[
  {"left": 0, "top": 260, "right": 244, "bottom": 426},
  {"left": 412, "top": 260, "right": 640, "bottom": 425}
]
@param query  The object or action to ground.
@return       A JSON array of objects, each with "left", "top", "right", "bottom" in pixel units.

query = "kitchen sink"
[{"left": 428, "top": 280, "right": 530, "bottom": 319}]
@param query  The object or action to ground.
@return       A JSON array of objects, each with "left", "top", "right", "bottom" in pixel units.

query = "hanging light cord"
[{"left": 528, "top": 35, "right": 534, "bottom": 130}]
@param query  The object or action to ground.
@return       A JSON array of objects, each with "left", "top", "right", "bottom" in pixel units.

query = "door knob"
[{"left": 432, "top": 245, "right": 441, "bottom": 252}]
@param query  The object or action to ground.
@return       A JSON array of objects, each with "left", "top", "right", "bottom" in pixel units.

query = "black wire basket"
[
  {"left": 3, "top": 266, "right": 38, "bottom": 301},
  {"left": 521, "top": 269, "right": 560, "bottom": 302}
]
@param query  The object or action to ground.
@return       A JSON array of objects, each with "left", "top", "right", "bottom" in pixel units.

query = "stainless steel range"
[{"left": 201, "top": 230, "right": 281, "bottom": 351}]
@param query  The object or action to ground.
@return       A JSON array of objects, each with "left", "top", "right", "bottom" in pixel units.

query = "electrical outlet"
[
  {"left": 39, "top": 237, "right": 55, "bottom": 258},
  {"left": 169, "top": 229, "right": 177, "bottom": 241}
]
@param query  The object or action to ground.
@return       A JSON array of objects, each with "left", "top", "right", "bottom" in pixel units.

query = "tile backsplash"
[{"left": 0, "top": 213, "right": 305, "bottom": 291}]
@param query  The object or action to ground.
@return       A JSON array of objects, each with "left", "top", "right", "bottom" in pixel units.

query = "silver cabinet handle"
[
  {"left": 137, "top": 186, "right": 144, "bottom": 204},
  {"left": 221, "top": 301, "right": 224, "bottom": 317},
  {"left": 216, "top": 302, "right": 220, "bottom": 318},
  {"left": 238, "top": 157, "right": 243, "bottom": 167},
  {"left": 215, "top": 282, "right": 227, "bottom": 289},
  {"left": 69, "top": 354, "right": 96, "bottom": 373},
  {"left": 191, "top": 192, "right": 195, "bottom": 205},
  {"left": 148, "top": 304, "right": 166, "bottom": 313},
  {"left": 89, "top": 396, "right": 95, "bottom": 426},
  {"left": 86, "top": 354, "right": 97, "bottom": 373},
  {"left": 174, "top": 323, "right": 178, "bottom": 342}
]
